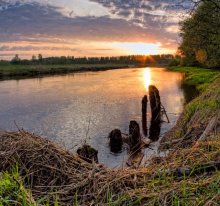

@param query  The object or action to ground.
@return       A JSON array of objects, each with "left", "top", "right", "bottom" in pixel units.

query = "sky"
[{"left": 0, "top": 0, "right": 191, "bottom": 59}]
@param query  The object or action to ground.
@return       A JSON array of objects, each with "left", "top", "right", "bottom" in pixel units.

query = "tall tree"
[{"left": 179, "top": 0, "right": 220, "bottom": 68}]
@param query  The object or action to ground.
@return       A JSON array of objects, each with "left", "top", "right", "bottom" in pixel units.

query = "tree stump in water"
[
  {"left": 149, "top": 85, "right": 161, "bottom": 122},
  {"left": 142, "top": 95, "right": 148, "bottom": 136},
  {"left": 108, "top": 129, "right": 123, "bottom": 153},
  {"left": 129, "top": 121, "right": 141, "bottom": 152},
  {"left": 77, "top": 145, "right": 98, "bottom": 163},
  {"left": 149, "top": 120, "right": 161, "bottom": 141}
]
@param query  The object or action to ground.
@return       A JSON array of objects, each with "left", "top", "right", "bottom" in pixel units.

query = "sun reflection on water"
[{"left": 143, "top": 67, "right": 152, "bottom": 92}]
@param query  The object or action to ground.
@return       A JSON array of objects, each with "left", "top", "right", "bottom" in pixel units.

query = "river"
[{"left": 0, "top": 67, "right": 190, "bottom": 167}]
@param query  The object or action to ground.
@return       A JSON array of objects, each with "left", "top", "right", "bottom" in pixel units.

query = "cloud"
[
  {"left": 0, "top": 1, "right": 178, "bottom": 43},
  {"left": 0, "top": 0, "right": 187, "bottom": 58},
  {"left": 166, "top": 25, "right": 180, "bottom": 33},
  {"left": 90, "top": 0, "right": 191, "bottom": 25}
]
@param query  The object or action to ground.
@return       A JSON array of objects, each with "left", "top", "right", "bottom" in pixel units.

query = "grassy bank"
[
  {"left": 161, "top": 66, "right": 220, "bottom": 147},
  {"left": 0, "top": 62, "right": 129, "bottom": 80},
  {"left": 0, "top": 67, "right": 219, "bottom": 205},
  {"left": 170, "top": 66, "right": 219, "bottom": 91}
]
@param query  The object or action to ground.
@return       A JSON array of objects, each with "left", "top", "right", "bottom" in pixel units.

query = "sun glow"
[
  {"left": 143, "top": 68, "right": 152, "bottom": 92},
  {"left": 114, "top": 42, "right": 161, "bottom": 55}
]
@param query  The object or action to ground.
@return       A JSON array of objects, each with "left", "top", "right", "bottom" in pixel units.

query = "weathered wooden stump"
[
  {"left": 142, "top": 95, "right": 148, "bottom": 136},
  {"left": 108, "top": 129, "right": 123, "bottom": 153},
  {"left": 149, "top": 85, "right": 161, "bottom": 122},
  {"left": 149, "top": 120, "right": 161, "bottom": 141},
  {"left": 129, "top": 121, "right": 141, "bottom": 152},
  {"left": 77, "top": 145, "right": 98, "bottom": 163}
]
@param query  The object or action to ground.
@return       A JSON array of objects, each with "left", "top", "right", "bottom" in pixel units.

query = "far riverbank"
[
  {"left": 0, "top": 63, "right": 129, "bottom": 80},
  {"left": 0, "top": 62, "right": 169, "bottom": 80}
]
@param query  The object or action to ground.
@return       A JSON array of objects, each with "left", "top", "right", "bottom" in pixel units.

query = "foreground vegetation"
[{"left": 0, "top": 66, "right": 219, "bottom": 205}]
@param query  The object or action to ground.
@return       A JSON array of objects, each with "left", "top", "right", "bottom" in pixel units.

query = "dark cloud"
[
  {"left": 117, "top": 9, "right": 132, "bottom": 18},
  {"left": 90, "top": 0, "right": 191, "bottom": 26},
  {"left": 0, "top": 1, "right": 178, "bottom": 43},
  {"left": 91, "top": 0, "right": 191, "bottom": 11}
]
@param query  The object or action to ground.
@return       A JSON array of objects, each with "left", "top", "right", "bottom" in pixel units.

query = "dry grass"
[{"left": 0, "top": 130, "right": 219, "bottom": 205}]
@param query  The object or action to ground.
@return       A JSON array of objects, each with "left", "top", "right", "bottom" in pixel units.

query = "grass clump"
[{"left": 0, "top": 167, "right": 36, "bottom": 206}]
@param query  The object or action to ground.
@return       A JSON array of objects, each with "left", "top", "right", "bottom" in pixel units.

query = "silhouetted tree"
[
  {"left": 32, "top": 55, "right": 37, "bottom": 61},
  {"left": 38, "top": 54, "right": 43, "bottom": 61},
  {"left": 11, "top": 54, "right": 20, "bottom": 64}
]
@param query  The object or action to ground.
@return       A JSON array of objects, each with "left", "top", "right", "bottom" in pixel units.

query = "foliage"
[
  {"left": 168, "top": 58, "right": 181, "bottom": 66},
  {"left": 179, "top": 0, "right": 220, "bottom": 68},
  {"left": 8, "top": 54, "right": 175, "bottom": 66}
]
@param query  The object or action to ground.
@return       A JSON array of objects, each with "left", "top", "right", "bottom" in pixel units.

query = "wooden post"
[
  {"left": 142, "top": 95, "right": 148, "bottom": 136},
  {"left": 149, "top": 120, "right": 161, "bottom": 141},
  {"left": 108, "top": 129, "right": 123, "bottom": 153},
  {"left": 129, "top": 121, "right": 141, "bottom": 152},
  {"left": 77, "top": 145, "right": 98, "bottom": 163},
  {"left": 149, "top": 85, "right": 161, "bottom": 122}
]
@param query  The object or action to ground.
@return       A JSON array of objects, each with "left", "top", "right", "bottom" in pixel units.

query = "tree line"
[{"left": 9, "top": 54, "right": 177, "bottom": 66}]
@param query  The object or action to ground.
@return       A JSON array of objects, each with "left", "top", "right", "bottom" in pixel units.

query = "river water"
[{"left": 0, "top": 67, "right": 188, "bottom": 167}]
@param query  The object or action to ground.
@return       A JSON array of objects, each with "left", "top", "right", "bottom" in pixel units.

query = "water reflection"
[
  {"left": 143, "top": 67, "right": 151, "bottom": 92},
  {"left": 181, "top": 82, "right": 199, "bottom": 103},
  {"left": 0, "top": 67, "right": 188, "bottom": 167}
]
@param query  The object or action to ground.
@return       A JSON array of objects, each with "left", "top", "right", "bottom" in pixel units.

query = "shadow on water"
[{"left": 181, "top": 81, "right": 200, "bottom": 104}]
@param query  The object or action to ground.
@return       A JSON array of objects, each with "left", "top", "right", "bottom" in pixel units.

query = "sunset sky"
[{"left": 0, "top": 0, "right": 191, "bottom": 59}]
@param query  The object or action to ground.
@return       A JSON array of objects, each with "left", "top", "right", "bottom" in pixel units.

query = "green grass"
[
  {"left": 0, "top": 169, "right": 60, "bottom": 206},
  {"left": 0, "top": 166, "right": 32, "bottom": 206},
  {"left": 162, "top": 66, "right": 220, "bottom": 145},
  {"left": 170, "top": 66, "right": 219, "bottom": 91},
  {"left": 105, "top": 171, "right": 220, "bottom": 205},
  {"left": 169, "top": 66, "right": 220, "bottom": 129},
  {"left": 0, "top": 62, "right": 129, "bottom": 78}
]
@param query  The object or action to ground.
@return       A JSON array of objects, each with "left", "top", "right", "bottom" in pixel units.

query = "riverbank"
[
  {"left": 0, "top": 62, "right": 169, "bottom": 81},
  {"left": 0, "top": 62, "right": 130, "bottom": 80},
  {"left": 160, "top": 66, "right": 220, "bottom": 148},
  {"left": 0, "top": 66, "right": 220, "bottom": 205}
]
